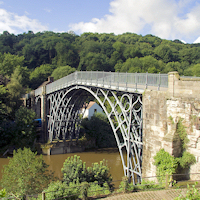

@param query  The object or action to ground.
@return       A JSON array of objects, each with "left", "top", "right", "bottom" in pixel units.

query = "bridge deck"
[{"left": 33, "top": 71, "right": 168, "bottom": 96}]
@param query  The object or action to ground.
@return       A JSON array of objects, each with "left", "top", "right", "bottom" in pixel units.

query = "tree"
[
  {"left": 80, "top": 112, "right": 116, "bottom": 148},
  {"left": 53, "top": 42, "right": 79, "bottom": 68},
  {"left": 140, "top": 55, "right": 160, "bottom": 73},
  {"left": 29, "top": 64, "right": 54, "bottom": 89},
  {"left": 0, "top": 53, "right": 24, "bottom": 77},
  {"left": 12, "top": 107, "right": 37, "bottom": 149},
  {"left": 78, "top": 52, "right": 111, "bottom": 71},
  {"left": 154, "top": 44, "right": 176, "bottom": 63},
  {"left": 184, "top": 63, "right": 200, "bottom": 77},
  {"left": 51, "top": 65, "right": 76, "bottom": 80},
  {"left": 1, "top": 148, "right": 54, "bottom": 197},
  {"left": 0, "top": 84, "right": 13, "bottom": 148},
  {"left": 6, "top": 69, "right": 24, "bottom": 118},
  {"left": 163, "top": 62, "right": 182, "bottom": 74},
  {"left": 120, "top": 57, "right": 142, "bottom": 73}
]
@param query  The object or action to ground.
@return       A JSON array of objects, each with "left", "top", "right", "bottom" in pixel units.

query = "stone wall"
[
  {"left": 142, "top": 86, "right": 200, "bottom": 180},
  {"left": 142, "top": 90, "right": 168, "bottom": 178},
  {"left": 168, "top": 71, "right": 200, "bottom": 99}
]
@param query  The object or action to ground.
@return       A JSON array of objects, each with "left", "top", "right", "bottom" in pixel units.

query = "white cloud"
[
  {"left": 193, "top": 37, "right": 200, "bottom": 44},
  {"left": 69, "top": 0, "right": 200, "bottom": 43},
  {"left": 0, "top": 8, "right": 48, "bottom": 34}
]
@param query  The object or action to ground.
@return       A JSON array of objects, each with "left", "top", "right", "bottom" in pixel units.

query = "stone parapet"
[{"left": 168, "top": 71, "right": 200, "bottom": 99}]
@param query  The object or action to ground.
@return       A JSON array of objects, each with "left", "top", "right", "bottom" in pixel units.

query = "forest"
[
  {"left": 1, "top": 30, "right": 200, "bottom": 151},
  {"left": 0, "top": 30, "right": 200, "bottom": 91}
]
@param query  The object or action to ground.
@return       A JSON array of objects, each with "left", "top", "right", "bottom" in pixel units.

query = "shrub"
[
  {"left": 41, "top": 181, "right": 79, "bottom": 200},
  {"left": 154, "top": 149, "right": 178, "bottom": 183},
  {"left": 0, "top": 189, "right": 6, "bottom": 198},
  {"left": 0, "top": 148, "right": 54, "bottom": 197},
  {"left": 174, "top": 182, "right": 200, "bottom": 200},
  {"left": 61, "top": 155, "right": 112, "bottom": 187}
]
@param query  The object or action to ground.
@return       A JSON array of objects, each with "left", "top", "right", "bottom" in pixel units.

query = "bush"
[
  {"left": 61, "top": 155, "right": 88, "bottom": 184},
  {"left": 0, "top": 148, "right": 54, "bottom": 197},
  {"left": 41, "top": 181, "right": 79, "bottom": 200},
  {"left": 0, "top": 189, "right": 6, "bottom": 198},
  {"left": 88, "top": 181, "right": 111, "bottom": 197},
  {"left": 61, "top": 155, "right": 112, "bottom": 187},
  {"left": 178, "top": 151, "right": 196, "bottom": 169},
  {"left": 174, "top": 182, "right": 200, "bottom": 200},
  {"left": 117, "top": 177, "right": 136, "bottom": 193},
  {"left": 41, "top": 180, "right": 111, "bottom": 200},
  {"left": 154, "top": 149, "right": 178, "bottom": 183},
  {"left": 138, "top": 179, "right": 163, "bottom": 190}
]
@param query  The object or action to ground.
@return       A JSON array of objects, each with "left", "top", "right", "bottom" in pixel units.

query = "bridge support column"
[
  {"left": 30, "top": 91, "right": 35, "bottom": 111},
  {"left": 41, "top": 86, "right": 47, "bottom": 142}
]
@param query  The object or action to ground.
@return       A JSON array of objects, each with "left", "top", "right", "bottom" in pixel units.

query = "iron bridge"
[{"left": 26, "top": 71, "right": 168, "bottom": 184}]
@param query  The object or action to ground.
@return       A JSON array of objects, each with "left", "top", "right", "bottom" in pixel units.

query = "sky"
[{"left": 0, "top": 0, "right": 200, "bottom": 44}]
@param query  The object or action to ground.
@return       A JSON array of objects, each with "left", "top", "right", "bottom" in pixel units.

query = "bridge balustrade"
[{"left": 33, "top": 71, "right": 169, "bottom": 96}]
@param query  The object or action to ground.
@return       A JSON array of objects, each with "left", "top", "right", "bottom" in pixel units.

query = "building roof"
[{"left": 86, "top": 101, "right": 96, "bottom": 109}]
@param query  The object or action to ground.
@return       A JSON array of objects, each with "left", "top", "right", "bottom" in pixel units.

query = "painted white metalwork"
[
  {"left": 47, "top": 85, "right": 143, "bottom": 184},
  {"left": 33, "top": 71, "right": 168, "bottom": 96},
  {"left": 27, "top": 71, "right": 170, "bottom": 184}
]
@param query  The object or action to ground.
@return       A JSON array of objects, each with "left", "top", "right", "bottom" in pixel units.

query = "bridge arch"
[{"left": 47, "top": 85, "right": 143, "bottom": 183}]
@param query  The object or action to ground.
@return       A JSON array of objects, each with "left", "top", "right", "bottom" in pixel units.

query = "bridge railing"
[{"left": 40, "top": 71, "right": 168, "bottom": 95}]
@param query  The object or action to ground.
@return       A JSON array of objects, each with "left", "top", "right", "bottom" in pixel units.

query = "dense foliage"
[
  {"left": 154, "top": 118, "right": 196, "bottom": 184},
  {"left": 154, "top": 148, "right": 178, "bottom": 183},
  {"left": 1, "top": 31, "right": 200, "bottom": 150},
  {"left": 40, "top": 155, "right": 112, "bottom": 199},
  {"left": 0, "top": 148, "right": 54, "bottom": 197},
  {"left": 61, "top": 155, "right": 112, "bottom": 186},
  {"left": 80, "top": 112, "right": 116, "bottom": 148},
  {"left": 0, "top": 69, "right": 37, "bottom": 151},
  {"left": 175, "top": 119, "right": 196, "bottom": 171},
  {"left": 1, "top": 31, "right": 200, "bottom": 90},
  {"left": 41, "top": 180, "right": 110, "bottom": 200},
  {"left": 174, "top": 182, "right": 200, "bottom": 200}
]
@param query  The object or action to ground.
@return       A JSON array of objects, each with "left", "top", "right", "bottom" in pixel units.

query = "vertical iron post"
[
  {"left": 91, "top": 71, "right": 92, "bottom": 85},
  {"left": 126, "top": 72, "right": 127, "bottom": 90},
  {"left": 103, "top": 71, "right": 104, "bottom": 87},
  {"left": 110, "top": 71, "right": 111, "bottom": 88},
  {"left": 117, "top": 72, "right": 119, "bottom": 89},
  {"left": 146, "top": 72, "right": 148, "bottom": 89},
  {"left": 135, "top": 72, "right": 137, "bottom": 90},
  {"left": 158, "top": 72, "right": 161, "bottom": 90},
  {"left": 127, "top": 94, "right": 132, "bottom": 181}
]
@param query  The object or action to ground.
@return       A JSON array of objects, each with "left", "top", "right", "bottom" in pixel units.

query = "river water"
[{"left": 0, "top": 148, "right": 124, "bottom": 187}]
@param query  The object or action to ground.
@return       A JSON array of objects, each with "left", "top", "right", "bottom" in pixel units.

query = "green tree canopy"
[
  {"left": 184, "top": 63, "right": 200, "bottom": 77},
  {"left": 154, "top": 148, "right": 178, "bottom": 183},
  {"left": 51, "top": 65, "right": 76, "bottom": 80},
  {"left": 1, "top": 148, "right": 54, "bottom": 197},
  {"left": 12, "top": 107, "right": 37, "bottom": 149},
  {"left": 61, "top": 155, "right": 112, "bottom": 186},
  {"left": 30, "top": 64, "right": 54, "bottom": 89},
  {"left": 80, "top": 112, "right": 116, "bottom": 148},
  {"left": 0, "top": 53, "right": 24, "bottom": 77}
]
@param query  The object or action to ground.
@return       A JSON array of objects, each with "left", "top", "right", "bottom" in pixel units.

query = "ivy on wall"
[{"left": 154, "top": 117, "right": 196, "bottom": 183}]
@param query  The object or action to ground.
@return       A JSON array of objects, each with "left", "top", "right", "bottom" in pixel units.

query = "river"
[{"left": 0, "top": 148, "right": 124, "bottom": 187}]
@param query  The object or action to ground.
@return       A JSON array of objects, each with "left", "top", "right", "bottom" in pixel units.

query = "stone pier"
[{"left": 142, "top": 72, "right": 200, "bottom": 180}]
